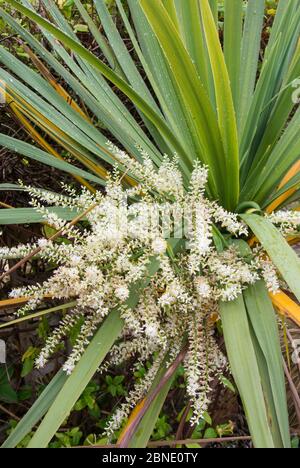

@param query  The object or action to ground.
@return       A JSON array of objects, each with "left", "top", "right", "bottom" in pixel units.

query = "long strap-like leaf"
[
  {"left": 1, "top": 370, "right": 68, "bottom": 448},
  {"left": 242, "top": 214, "right": 300, "bottom": 302},
  {"left": 26, "top": 257, "right": 160, "bottom": 448}
]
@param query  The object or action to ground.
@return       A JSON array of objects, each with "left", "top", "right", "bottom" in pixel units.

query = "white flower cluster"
[
  {"left": 2, "top": 148, "right": 283, "bottom": 431},
  {"left": 267, "top": 210, "right": 300, "bottom": 236}
]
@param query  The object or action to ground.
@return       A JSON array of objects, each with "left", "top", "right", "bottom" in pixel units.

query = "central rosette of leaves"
[{"left": 2, "top": 144, "right": 286, "bottom": 434}]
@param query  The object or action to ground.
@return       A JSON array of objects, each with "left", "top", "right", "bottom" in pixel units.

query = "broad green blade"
[
  {"left": 219, "top": 295, "right": 275, "bottom": 448},
  {"left": 252, "top": 45, "right": 300, "bottom": 168},
  {"left": 140, "top": 0, "right": 229, "bottom": 205},
  {"left": 162, "top": 0, "right": 179, "bottom": 29},
  {"left": 240, "top": 5, "right": 300, "bottom": 177},
  {"left": 208, "top": 0, "right": 218, "bottom": 25},
  {"left": 1, "top": 370, "right": 68, "bottom": 448},
  {"left": 240, "top": 36, "right": 283, "bottom": 177},
  {"left": 127, "top": 0, "right": 196, "bottom": 164},
  {"left": 0, "top": 207, "right": 81, "bottom": 225},
  {"left": 173, "top": 0, "right": 213, "bottom": 101},
  {"left": 0, "top": 5, "right": 161, "bottom": 164},
  {"left": 249, "top": 327, "right": 283, "bottom": 448},
  {"left": 242, "top": 214, "right": 300, "bottom": 302},
  {"left": 93, "top": 0, "right": 169, "bottom": 152},
  {"left": 0, "top": 56, "right": 121, "bottom": 169},
  {"left": 244, "top": 281, "right": 290, "bottom": 448},
  {"left": 93, "top": 0, "right": 158, "bottom": 110}
]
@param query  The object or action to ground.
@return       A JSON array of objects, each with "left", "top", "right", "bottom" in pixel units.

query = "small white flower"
[
  {"left": 261, "top": 261, "right": 279, "bottom": 294},
  {"left": 151, "top": 238, "right": 167, "bottom": 255}
]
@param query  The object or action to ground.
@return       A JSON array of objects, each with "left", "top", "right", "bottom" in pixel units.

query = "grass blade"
[
  {"left": 140, "top": 0, "right": 229, "bottom": 205},
  {"left": 27, "top": 307, "right": 123, "bottom": 448},
  {"left": 0, "top": 302, "right": 77, "bottom": 329}
]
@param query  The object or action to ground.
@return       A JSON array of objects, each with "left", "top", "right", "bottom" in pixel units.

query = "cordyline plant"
[{"left": 0, "top": 0, "right": 299, "bottom": 449}]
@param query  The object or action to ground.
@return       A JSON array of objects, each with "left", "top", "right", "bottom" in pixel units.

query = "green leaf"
[
  {"left": 93, "top": 0, "right": 169, "bottom": 151},
  {"left": 27, "top": 308, "right": 123, "bottom": 448},
  {"left": 73, "top": 0, "right": 120, "bottom": 73},
  {"left": 242, "top": 214, "right": 300, "bottom": 302},
  {"left": 140, "top": 0, "right": 230, "bottom": 205},
  {"left": 238, "top": 0, "right": 265, "bottom": 133},
  {"left": 244, "top": 281, "right": 290, "bottom": 448},
  {"left": 174, "top": 0, "right": 213, "bottom": 103},
  {"left": 0, "top": 207, "right": 80, "bottom": 225},
  {"left": 0, "top": 5, "right": 160, "bottom": 165},
  {"left": 204, "top": 428, "right": 218, "bottom": 439},
  {"left": 127, "top": 0, "right": 196, "bottom": 164},
  {"left": 0, "top": 302, "right": 77, "bottom": 330},
  {"left": 223, "top": 0, "right": 243, "bottom": 110},
  {"left": 219, "top": 375, "right": 236, "bottom": 394},
  {"left": 219, "top": 295, "right": 275, "bottom": 448},
  {"left": 208, "top": 0, "right": 218, "bottom": 24}
]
